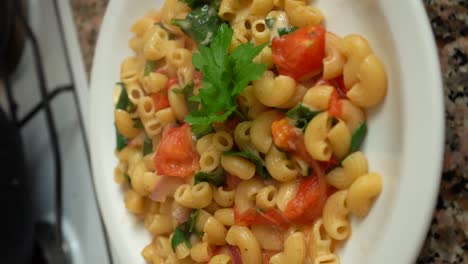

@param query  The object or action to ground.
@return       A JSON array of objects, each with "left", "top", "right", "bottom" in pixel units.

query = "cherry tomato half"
[
  {"left": 154, "top": 123, "right": 199, "bottom": 177},
  {"left": 283, "top": 174, "right": 327, "bottom": 224},
  {"left": 272, "top": 25, "right": 326, "bottom": 80}
]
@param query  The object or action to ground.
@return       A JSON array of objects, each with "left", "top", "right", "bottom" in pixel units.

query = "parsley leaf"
[
  {"left": 224, "top": 151, "right": 271, "bottom": 179},
  {"left": 185, "top": 24, "right": 267, "bottom": 137},
  {"left": 172, "top": 83, "right": 198, "bottom": 113}
]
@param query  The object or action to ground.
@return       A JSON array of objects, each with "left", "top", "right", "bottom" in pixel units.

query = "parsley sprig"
[{"left": 185, "top": 24, "right": 267, "bottom": 136}]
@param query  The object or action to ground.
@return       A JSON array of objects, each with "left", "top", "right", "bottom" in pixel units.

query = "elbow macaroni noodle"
[{"left": 114, "top": 1, "right": 387, "bottom": 262}]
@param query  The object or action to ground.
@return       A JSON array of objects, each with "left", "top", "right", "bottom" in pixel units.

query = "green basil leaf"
[
  {"left": 171, "top": 4, "right": 221, "bottom": 46},
  {"left": 115, "top": 83, "right": 130, "bottom": 110},
  {"left": 143, "top": 136, "right": 153, "bottom": 155},
  {"left": 133, "top": 119, "right": 144, "bottom": 129},
  {"left": 144, "top": 60, "right": 156, "bottom": 76},
  {"left": 265, "top": 17, "right": 276, "bottom": 29},
  {"left": 171, "top": 227, "right": 191, "bottom": 252},
  {"left": 223, "top": 151, "right": 271, "bottom": 179},
  {"left": 285, "top": 103, "right": 320, "bottom": 130},
  {"left": 124, "top": 174, "right": 131, "bottom": 183},
  {"left": 194, "top": 168, "right": 225, "bottom": 187},
  {"left": 350, "top": 122, "right": 367, "bottom": 153},
  {"left": 115, "top": 125, "right": 127, "bottom": 151},
  {"left": 188, "top": 210, "right": 199, "bottom": 233},
  {"left": 277, "top": 26, "right": 298, "bottom": 37}
]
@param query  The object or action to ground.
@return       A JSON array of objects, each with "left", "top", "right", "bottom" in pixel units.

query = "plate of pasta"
[{"left": 89, "top": 0, "right": 444, "bottom": 263}]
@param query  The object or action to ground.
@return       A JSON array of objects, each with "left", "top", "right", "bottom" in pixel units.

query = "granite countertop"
[{"left": 71, "top": 0, "right": 467, "bottom": 263}]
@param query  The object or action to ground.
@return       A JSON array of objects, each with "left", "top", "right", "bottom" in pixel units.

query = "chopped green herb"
[
  {"left": 194, "top": 168, "right": 226, "bottom": 187},
  {"left": 115, "top": 82, "right": 136, "bottom": 112},
  {"left": 171, "top": 4, "right": 222, "bottom": 46},
  {"left": 180, "top": 0, "right": 220, "bottom": 9},
  {"left": 127, "top": 103, "right": 137, "bottom": 113},
  {"left": 116, "top": 83, "right": 130, "bottom": 110},
  {"left": 277, "top": 26, "right": 298, "bottom": 37},
  {"left": 171, "top": 227, "right": 191, "bottom": 252},
  {"left": 144, "top": 60, "right": 156, "bottom": 76},
  {"left": 153, "top": 22, "right": 178, "bottom": 39},
  {"left": 143, "top": 136, "right": 153, "bottom": 155},
  {"left": 115, "top": 125, "right": 127, "bottom": 151},
  {"left": 185, "top": 24, "right": 267, "bottom": 136},
  {"left": 350, "top": 122, "right": 367, "bottom": 153},
  {"left": 172, "top": 83, "right": 198, "bottom": 113},
  {"left": 133, "top": 119, "right": 144, "bottom": 129},
  {"left": 285, "top": 103, "right": 320, "bottom": 130},
  {"left": 233, "top": 108, "right": 247, "bottom": 122},
  {"left": 265, "top": 17, "right": 276, "bottom": 29},
  {"left": 124, "top": 174, "right": 131, "bottom": 183},
  {"left": 224, "top": 151, "right": 271, "bottom": 179},
  {"left": 188, "top": 210, "right": 199, "bottom": 233}
]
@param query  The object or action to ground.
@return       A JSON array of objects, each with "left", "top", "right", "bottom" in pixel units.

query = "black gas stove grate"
[{"left": 0, "top": 1, "right": 113, "bottom": 263}]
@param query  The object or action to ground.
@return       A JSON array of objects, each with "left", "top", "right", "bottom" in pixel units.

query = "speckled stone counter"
[{"left": 71, "top": 0, "right": 468, "bottom": 262}]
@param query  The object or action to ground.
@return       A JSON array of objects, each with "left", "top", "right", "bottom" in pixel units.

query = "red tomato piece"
[
  {"left": 319, "top": 156, "right": 340, "bottom": 173},
  {"left": 234, "top": 207, "right": 289, "bottom": 229},
  {"left": 225, "top": 172, "right": 242, "bottom": 191},
  {"left": 154, "top": 123, "right": 199, "bottom": 177},
  {"left": 328, "top": 90, "right": 343, "bottom": 118},
  {"left": 272, "top": 25, "right": 326, "bottom": 80},
  {"left": 283, "top": 174, "right": 327, "bottom": 224},
  {"left": 166, "top": 77, "right": 179, "bottom": 90},
  {"left": 151, "top": 92, "right": 170, "bottom": 111},
  {"left": 334, "top": 75, "right": 348, "bottom": 97},
  {"left": 271, "top": 118, "right": 299, "bottom": 152}
]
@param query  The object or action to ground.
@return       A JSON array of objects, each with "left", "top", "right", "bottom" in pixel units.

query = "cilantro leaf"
[
  {"left": 185, "top": 24, "right": 267, "bottom": 137},
  {"left": 224, "top": 151, "right": 271, "bottom": 179}
]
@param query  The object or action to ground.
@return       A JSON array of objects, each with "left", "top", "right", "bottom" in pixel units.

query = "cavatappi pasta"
[{"left": 113, "top": 1, "right": 387, "bottom": 263}]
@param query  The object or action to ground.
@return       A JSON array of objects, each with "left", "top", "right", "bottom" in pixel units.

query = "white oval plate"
[{"left": 89, "top": 1, "right": 444, "bottom": 263}]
